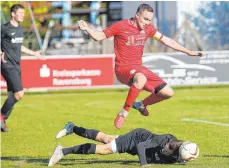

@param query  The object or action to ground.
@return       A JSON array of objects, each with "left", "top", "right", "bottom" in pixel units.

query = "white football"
[{"left": 179, "top": 142, "right": 199, "bottom": 161}]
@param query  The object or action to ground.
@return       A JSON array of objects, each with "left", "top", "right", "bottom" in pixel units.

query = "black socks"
[
  {"left": 61, "top": 126, "right": 99, "bottom": 156},
  {"left": 73, "top": 126, "right": 99, "bottom": 140},
  {"left": 62, "top": 143, "right": 96, "bottom": 155}
]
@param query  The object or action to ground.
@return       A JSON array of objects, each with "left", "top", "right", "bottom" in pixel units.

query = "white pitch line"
[{"left": 182, "top": 118, "right": 229, "bottom": 127}]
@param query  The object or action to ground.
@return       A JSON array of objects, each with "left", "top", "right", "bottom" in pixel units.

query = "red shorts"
[{"left": 115, "top": 65, "right": 166, "bottom": 93}]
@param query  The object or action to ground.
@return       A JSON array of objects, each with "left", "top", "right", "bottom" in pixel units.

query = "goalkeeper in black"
[{"left": 48, "top": 122, "right": 198, "bottom": 166}]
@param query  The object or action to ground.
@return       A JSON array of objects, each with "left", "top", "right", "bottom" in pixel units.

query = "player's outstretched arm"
[
  {"left": 153, "top": 31, "right": 202, "bottom": 57},
  {"left": 21, "top": 46, "right": 46, "bottom": 60},
  {"left": 77, "top": 20, "right": 107, "bottom": 41},
  {"left": 137, "top": 142, "right": 149, "bottom": 166},
  {"left": 137, "top": 139, "right": 158, "bottom": 166}
]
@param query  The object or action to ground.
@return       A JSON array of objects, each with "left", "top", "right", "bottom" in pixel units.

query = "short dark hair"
[
  {"left": 10, "top": 4, "right": 24, "bottom": 14},
  {"left": 162, "top": 139, "right": 183, "bottom": 156},
  {"left": 136, "top": 4, "right": 154, "bottom": 14}
]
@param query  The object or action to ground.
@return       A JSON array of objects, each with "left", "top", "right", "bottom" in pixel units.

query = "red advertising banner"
[{"left": 1, "top": 56, "right": 114, "bottom": 91}]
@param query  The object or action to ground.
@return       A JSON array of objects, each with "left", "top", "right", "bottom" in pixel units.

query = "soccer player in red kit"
[{"left": 77, "top": 4, "right": 202, "bottom": 129}]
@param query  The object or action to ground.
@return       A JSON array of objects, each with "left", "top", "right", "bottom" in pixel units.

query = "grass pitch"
[{"left": 1, "top": 86, "right": 229, "bottom": 168}]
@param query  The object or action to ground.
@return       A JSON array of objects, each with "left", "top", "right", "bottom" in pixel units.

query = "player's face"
[
  {"left": 12, "top": 8, "right": 25, "bottom": 23},
  {"left": 161, "top": 142, "right": 173, "bottom": 156},
  {"left": 136, "top": 10, "right": 153, "bottom": 30},
  {"left": 161, "top": 140, "right": 180, "bottom": 156}
]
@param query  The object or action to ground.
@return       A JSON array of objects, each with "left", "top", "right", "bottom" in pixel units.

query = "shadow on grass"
[
  {"left": 202, "top": 154, "right": 229, "bottom": 158},
  {"left": 70, "top": 160, "right": 137, "bottom": 165},
  {"left": 1, "top": 156, "right": 138, "bottom": 166},
  {"left": 60, "top": 158, "right": 138, "bottom": 166},
  {"left": 1, "top": 157, "right": 87, "bottom": 166}
]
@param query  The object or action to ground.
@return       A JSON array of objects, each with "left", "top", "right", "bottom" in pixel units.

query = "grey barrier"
[{"left": 114, "top": 51, "right": 229, "bottom": 86}]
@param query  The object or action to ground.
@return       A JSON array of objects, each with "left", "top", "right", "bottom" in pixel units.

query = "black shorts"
[{"left": 1, "top": 67, "right": 23, "bottom": 92}]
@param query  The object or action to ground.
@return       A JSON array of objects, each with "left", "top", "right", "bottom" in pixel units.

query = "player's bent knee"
[
  {"left": 157, "top": 86, "right": 174, "bottom": 99},
  {"left": 166, "top": 89, "right": 174, "bottom": 98},
  {"left": 14, "top": 90, "right": 24, "bottom": 100},
  {"left": 161, "top": 90, "right": 174, "bottom": 99},
  {"left": 133, "top": 73, "right": 147, "bottom": 89}
]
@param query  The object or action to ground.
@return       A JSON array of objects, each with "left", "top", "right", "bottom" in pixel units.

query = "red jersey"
[{"left": 104, "top": 19, "right": 157, "bottom": 67}]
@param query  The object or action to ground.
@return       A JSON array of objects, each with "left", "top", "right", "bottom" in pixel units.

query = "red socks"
[
  {"left": 143, "top": 94, "right": 164, "bottom": 106},
  {"left": 123, "top": 85, "right": 142, "bottom": 111},
  {"left": 122, "top": 84, "right": 165, "bottom": 112}
]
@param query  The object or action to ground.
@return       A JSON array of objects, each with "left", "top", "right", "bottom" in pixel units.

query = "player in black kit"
[
  {"left": 1, "top": 4, "right": 45, "bottom": 132},
  {"left": 48, "top": 122, "right": 199, "bottom": 166}
]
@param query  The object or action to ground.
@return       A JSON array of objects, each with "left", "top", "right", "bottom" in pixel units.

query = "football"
[{"left": 179, "top": 142, "right": 199, "bottom": 161}]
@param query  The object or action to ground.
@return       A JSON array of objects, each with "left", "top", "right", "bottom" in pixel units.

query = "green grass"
[{"left": 1, "top": 86, "right": 229, "bottom": 168}]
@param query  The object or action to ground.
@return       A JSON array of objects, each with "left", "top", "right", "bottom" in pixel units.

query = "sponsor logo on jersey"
[
  {"left": 11, "top": 37, "right": 24, "bottom": 43},
  {"left": 125, "top": 35, "right": 147, "bottom": 46}
]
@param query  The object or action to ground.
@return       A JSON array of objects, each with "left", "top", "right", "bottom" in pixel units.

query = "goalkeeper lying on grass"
[{"left": 48, "top": 122, "right": 199, "bottom": 166}]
